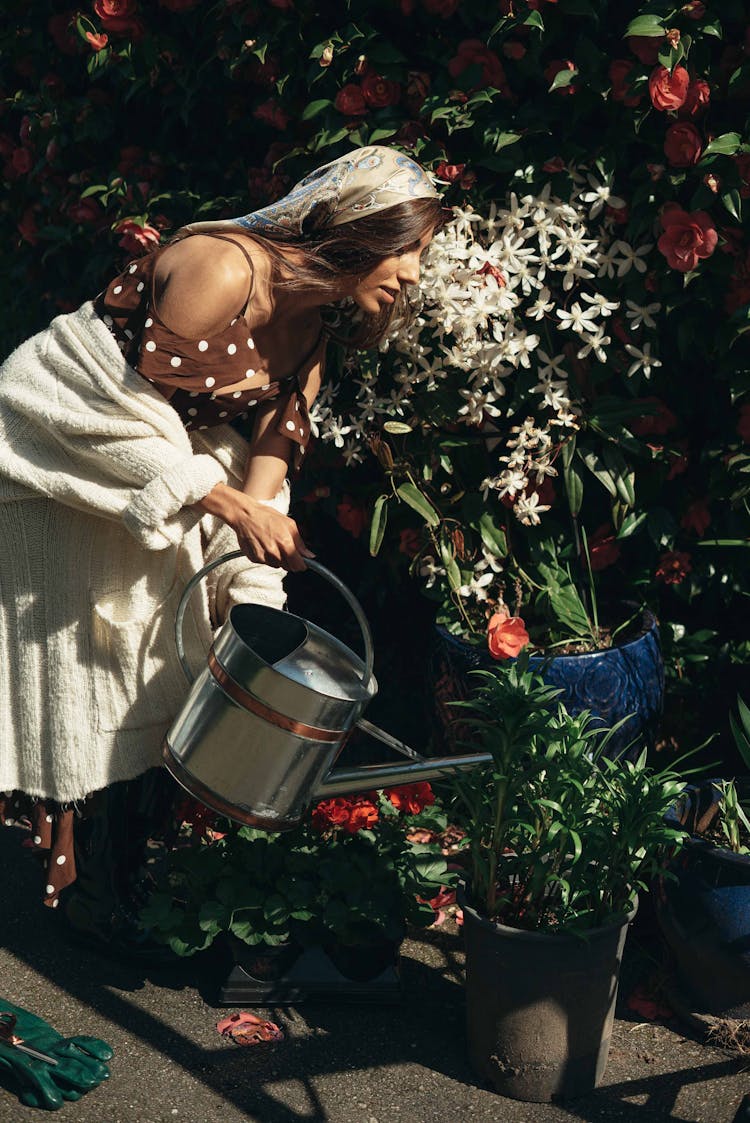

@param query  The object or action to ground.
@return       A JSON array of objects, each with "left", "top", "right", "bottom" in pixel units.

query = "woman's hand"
[{"left": 196, "top": 483, "right": 313, "bottom": 571}]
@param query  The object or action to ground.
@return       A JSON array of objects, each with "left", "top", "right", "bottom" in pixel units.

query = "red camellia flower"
[
  {"left": 681, "top": 0, "right": 706, "bottom": 17},
  {"left": 542, "top": 156, "right": 566, "bottom": 173},
  {"left": 649, "top": 65, "right": 690, "bottom": 111},
  {"left": 68, "top": 198, "right": 101, "bottom": 224},
  {"left": 628, "top": 35, "right": 664, "bottom": 66},
  {"left": 48, "top": 11, "right": 79, "bottom": 54},
  {"left": 85, "top": 31, "right": 108, "bottom": 51},
  {"left": 361, "top": 69, "right": 401, "bottom": 108},
  {"left": 114, "top": 219, "right": 161, "bottom": 254},
  {"left": 422, "top": 0, "right": 459, "bottom": 16},
  {"left": 334, "top": 83, "right": 367, "bottom": 116},
  {"left": 385, "top": 782, "right": 436, "bottom": 816},
  {"left": 655, "top": 551, "right": 692, "bottom": 585},
  {"left": 630, "top": 397, "right": 678, "bottom": 436},
  {"left": 657, "top": 204, "right": 717, "bottom": 272},
  {"left": 609, "top": 59, "right": 642, "bottom": 107},
  {"left": 487, "top": 609, "right": 530, "bottom": 660},
  {"left": 737, "top": 403, "right": 750, "bottom": 444},
  {"left": 435, "top": 161, "right": 465, "bottom": 182},
  {"left": 679, "top": 78, "right": 710, "bottom": 119},
  {"left": 503, "top": 41, "right": 526, "bottom": 61},
  {"left": 664, "top": 122, "right": 703, "bottom": 166},
  {"left": 545, "top": 59, "right": 578, "bottom": 96},
  {"left": 18, "top": 207, "right": 39, "bottom": 245},
  {"left": 11, "top": 148, "right": 33, "bottom": 175},
  {"left": 588, "top": 524, "right": 621, "bottom": 571},
  {"left": 94, "top": 0, "right": 141, "bottom": 35},
  {"left": 448, "top": 40, "right": 507, "bottom": 92},
  {"left": 253, "top": 99, "right": 289, "bottom": 130},
  {"left": 336, "top": 496, "right": 367, "bottom": 538},
  {"left": 680, "top": 499, "right": 711, "bottom": 537}
]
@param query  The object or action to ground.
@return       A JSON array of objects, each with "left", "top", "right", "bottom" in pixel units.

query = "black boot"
[{"left": 63, "top": 770, "right": 178, "bottom": 964}]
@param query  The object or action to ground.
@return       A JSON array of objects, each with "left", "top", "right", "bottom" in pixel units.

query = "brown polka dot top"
[{"left": 94, "top": 232, "right": 324, "bottom": 470}]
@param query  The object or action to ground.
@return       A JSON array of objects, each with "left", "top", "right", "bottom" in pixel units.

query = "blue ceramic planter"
[
  {"left": 656, "top": 779, "right": 750, "bottom": 1018},
  {"left": 431, "top": 609, "right": 664, "bottom": 761}
]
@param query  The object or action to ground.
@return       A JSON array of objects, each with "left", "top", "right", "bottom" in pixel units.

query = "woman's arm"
[{"left": 154, "top": 236, "right": 315, "bottom": 570}]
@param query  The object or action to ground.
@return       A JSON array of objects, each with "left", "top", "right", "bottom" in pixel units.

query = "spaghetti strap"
[{"left": 190, "top": 231, "right": 256, "bottom": 311}]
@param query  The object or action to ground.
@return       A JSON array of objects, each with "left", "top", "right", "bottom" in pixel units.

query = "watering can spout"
[{"left": 312, "top": 717, "right": 492, "bottom": 801}]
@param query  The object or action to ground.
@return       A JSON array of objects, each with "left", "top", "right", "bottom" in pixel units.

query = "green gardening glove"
[{"left": 0, "top": 1000, "right": 112, "bottom": 1111}]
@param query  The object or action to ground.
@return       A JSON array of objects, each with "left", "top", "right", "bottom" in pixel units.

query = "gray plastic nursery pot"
[{"left": 460, "top": 889, "right": 637, "bottom": 1102}]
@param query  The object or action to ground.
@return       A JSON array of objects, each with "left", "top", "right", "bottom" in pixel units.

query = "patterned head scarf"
[{"left": 184, "top": 146, "right": 440, "bottom": 238}]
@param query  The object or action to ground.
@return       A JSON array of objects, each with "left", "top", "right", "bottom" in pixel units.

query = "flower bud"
[
  {"left": 354, "top": 54, "right": 367, "bottom": 76},
  {"left": 320, "top": 43, "right": 334, "bottom": 67}
]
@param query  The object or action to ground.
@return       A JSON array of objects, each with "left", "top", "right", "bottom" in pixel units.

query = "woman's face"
[{"left": 350, "top": 226, "right": 435, "bottom": 314}]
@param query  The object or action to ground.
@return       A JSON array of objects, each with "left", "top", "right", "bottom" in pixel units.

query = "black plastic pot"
[
  {"left": 227, "top": 935, "right": 302, "bottom": 981},
  {"left": 431, "top": 610, "right": 663, "bottom": 761},
  {"left": 656, "top": 778, "right": 750, "bottom": 1018},
  {"left": 460, "top": 889, "right": 636, "bottom": 1102}
]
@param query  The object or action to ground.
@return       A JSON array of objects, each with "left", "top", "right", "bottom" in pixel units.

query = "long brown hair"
[{"left": 178, "top": 196, "right": 447, "bottom": 348}]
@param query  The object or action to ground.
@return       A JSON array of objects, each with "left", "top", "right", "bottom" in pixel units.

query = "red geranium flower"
[
  {"left": 655, "top": 551, "right": 692, "bottom": 585},
  {"left": 253, "top": 99, "right": 289, "bottom": 131},
  {"left": 657, "top": 204, "right": 717, "bottom": 272},
  {"left": 386, "top": 782, "right": 436, "bottom": 815}
]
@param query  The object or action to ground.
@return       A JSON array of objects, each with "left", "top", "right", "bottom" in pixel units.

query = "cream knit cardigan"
[{"left": 0, "top": 302, "right": 288, "bottom": 803}]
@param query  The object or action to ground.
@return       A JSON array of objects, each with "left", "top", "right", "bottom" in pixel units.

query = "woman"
[{"left": 0, "top": 145, "right": 443, "bottom": 950}]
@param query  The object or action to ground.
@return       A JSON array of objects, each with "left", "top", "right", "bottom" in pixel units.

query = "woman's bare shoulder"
[{"left": 153, "top": 233, "right": 271, "bottom": 338}]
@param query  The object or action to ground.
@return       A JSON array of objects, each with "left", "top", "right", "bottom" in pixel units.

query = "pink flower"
[
  {"left": 678, "top": 78, "right": 710, "bottom": 119},
  {"left": 336, "top": 496, "right": 367, "bottom": 538},
  {"left": 385, "top": 782, "right": 436, "bottom": 815},
  {"left": 487, "top": 610, "right": 530, "bottom": 660},
  {"left": 609, "top": 59, "right": 642, "bottom": 107},
  {"left": 85, "top": 31, "right": 109, "bottom": 50},
  {"left": 114, "top": 219, "right": 161, "bottom": 255},
  {"left": 628, "top": 35, "right": 664, "bottom": 66},
  {"left": 587, "top": 524, "right": 621, "bottom": 571},
  {"left": 361, "top": 69, "right": 401, "bottom": 108}
]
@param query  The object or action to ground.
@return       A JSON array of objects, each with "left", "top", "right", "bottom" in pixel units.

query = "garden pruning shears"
[{"left": 0, "top": 1012, "right": 59, "bottom": 1066}]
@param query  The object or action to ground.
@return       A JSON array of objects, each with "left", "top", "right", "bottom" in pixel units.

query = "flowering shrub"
[
  {"left": 1, "top": 0, "right": 748, "bottom": 738},
  {"left": 141, "top": 784, "right": 451, "bottom": 954}
]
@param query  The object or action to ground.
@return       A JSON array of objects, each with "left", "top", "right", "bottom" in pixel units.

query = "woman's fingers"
[{"left": 233, "top": 499, "right": 314, "bottom": 571}]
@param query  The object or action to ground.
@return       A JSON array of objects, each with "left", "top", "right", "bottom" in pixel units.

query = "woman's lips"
[{"left": 379, "top": 287, "right": 397, "bottom": 304}]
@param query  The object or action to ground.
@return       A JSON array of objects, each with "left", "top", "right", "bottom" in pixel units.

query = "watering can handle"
[{"left": 174, "top": 550, "right": 376, "bottom": 688}]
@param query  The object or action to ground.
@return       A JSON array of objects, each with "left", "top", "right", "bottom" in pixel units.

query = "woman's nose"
[{"left": 397, "top": 251, "right": 421, "bottom": 285}]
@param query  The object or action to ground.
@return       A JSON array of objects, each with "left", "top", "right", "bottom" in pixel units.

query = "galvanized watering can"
[{"left": 162, "top": 551, "right": 492, "bottom": 830}]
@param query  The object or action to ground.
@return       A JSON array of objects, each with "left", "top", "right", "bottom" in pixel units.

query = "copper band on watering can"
[{"left": 207, "top": 650, "right": 343, "bottom": 742}]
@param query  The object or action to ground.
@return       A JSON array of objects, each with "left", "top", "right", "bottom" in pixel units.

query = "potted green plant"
[
  {"left": 655, "top": 696, "right": 750, "bottom": 1021},
  {"left": 447, "top": 656, "right": 687, "bottom": 1102},
  {"left": 139, "top": 783, "right": 451, "bottom": 998}
]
